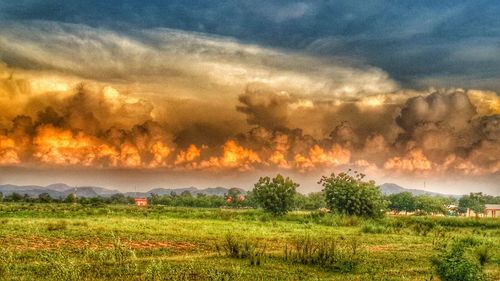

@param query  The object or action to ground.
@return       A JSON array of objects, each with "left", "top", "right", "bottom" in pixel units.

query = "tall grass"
[
  {"left": 284, "top": 235, "right": 363, "bottom": 272},
  {"left": 215, "top": 234, "right": 267, "bottom": 266}
]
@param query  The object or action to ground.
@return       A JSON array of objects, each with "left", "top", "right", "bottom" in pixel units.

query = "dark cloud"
[{"left": 2, "top": 1, "right": 500, "bottom": 90}]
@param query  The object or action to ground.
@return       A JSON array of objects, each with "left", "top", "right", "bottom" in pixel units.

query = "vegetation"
[
  {"left": 251, "top": 174, "right": 299, "bottom": 216},
  {"left": 387, "top": 192, "right": 416, "bottom": 214},
  {"left": 0, "top": 203, "right": 498, "bottom": 280},
  {"left": 320, "top": 170, "right": 386, "bottom": 218},
  {"left": 459, "top": 193, "right": 487, "bottom": 215},
  {"left": 431, "top": 238, "right": 492, "bottom": 281},
  {"left": 1, "top": 172, "right": 499, "bottom": 280},
  {"left": 414, "top": 195, "right": 451, "bottom": 215},
  {"left": 0, "top": 202, "right": 500, "bottom": 281},
  {"left": 283, "top": 235, "right": 363, "bottom": 272}
]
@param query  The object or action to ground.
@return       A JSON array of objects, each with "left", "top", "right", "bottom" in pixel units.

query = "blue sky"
[{"left": 2, "top": 0, "right": 500, "bottom": 91}]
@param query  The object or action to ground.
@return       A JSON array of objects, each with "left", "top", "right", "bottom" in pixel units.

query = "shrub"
[
  {"left": 360, "top": 222, "right": 387, "bottom": 234},
  {"left": 431, "top": 238, "right": 488, "bottom": 281},
  {"left": 215, "top": 234, "right": 266, "bottom": 266},
  {"left": 284, "top": 235, "right": 363, "bottom": 272},
  {"left": 252, "top": 174, "right": 298, "bottom": 216},
  {"left": 412, "top": 219, "right": 435, "bottom": 236},
  {"left": 320, "top": 170, "right": 386, "bottom": 218}
]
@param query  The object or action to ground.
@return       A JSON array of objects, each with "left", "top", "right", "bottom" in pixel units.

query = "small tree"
[
  {"left": 415, "top": 195, "right": 447, "bottom": 215},
  {"left": 320, "top": 170, "right": 386, "bottom": 218},
  {"left": 458, "top": 193, "right": 486, "bottom": 217},
  {"left": 252, "top": 174, "right": 298, "bottom": 216},
  {"left": 38, "top": 192, "right": 52, "bottom": 203},
  {"left": 9, "top": 192, "right": 23, "bottom": 202},
  {"left": 388, "top": 192, "right": 416, "bottom": 214},
  {"left": 0, "top": 192, "right": 3, "bottom": 202},
  {"left": 64, "top": 193, "right": 77, "bottom": 204},
  {"left": 225, "top": 187, "right": 243, "bottom": 207}
]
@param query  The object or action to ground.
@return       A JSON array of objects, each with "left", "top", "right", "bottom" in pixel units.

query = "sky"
[{"left": 0, "top": 1, "right": 498, "bottom": 194}]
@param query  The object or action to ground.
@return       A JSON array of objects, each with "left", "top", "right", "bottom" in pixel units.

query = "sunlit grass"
[{"left": 0, "top": 203, "right": 499, "bottom": 280}]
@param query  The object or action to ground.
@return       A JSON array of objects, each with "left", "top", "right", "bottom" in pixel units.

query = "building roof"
[{"left": 485, "top": 204, "right": 500, "bottom": 209}]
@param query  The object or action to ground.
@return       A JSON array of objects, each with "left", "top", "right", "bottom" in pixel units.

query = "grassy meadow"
[{"left": 0, "top": 203, "right": 499, "bottom": 281}]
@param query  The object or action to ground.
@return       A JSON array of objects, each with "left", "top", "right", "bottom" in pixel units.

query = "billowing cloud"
[{"left": 0, "top": 21, "right": 498, "bottom": 194}]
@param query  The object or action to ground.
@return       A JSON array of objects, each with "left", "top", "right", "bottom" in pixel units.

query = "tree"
[
  {"left": 38, "top": 192, "right": 52, "bottom": 203},
  {"left": 320, "top": 170, "right": 386, "bottom": 218},
  {"left": 414, "top": 195, "right": 447, "bottom": 215},
  {"left": 109, "top": 193, "right": 128, "bottom": 204},
  {"left": 225, "top": 187, "right": 243, "bottom": 207},
  {"left": 64, "top": 193, "right": 77, "bottom": 204},
  {"left": 458, "top": 193, "right": 486, "bottom": 216},
  {"left": 294, "top": 192, "right": 326, "bottom": 210},
  {"left": 0, "top": 192, "right": 3, "bottom": 202},
  {"left": 180, "top": 190, "right": 192, "bottom": 197},
  {"left": 9, "top": 192, "right": 23, "bottom": 202},
  {"left": 252, "top": 174, "right": 298, "bottom": 216},
  {"left": 388, "top": 192, "right": 416, "bottom": 214}
]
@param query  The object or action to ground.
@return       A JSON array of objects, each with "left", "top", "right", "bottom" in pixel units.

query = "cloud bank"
[{"left": 0, "top": 21, "right": 498, "bottom": 192}]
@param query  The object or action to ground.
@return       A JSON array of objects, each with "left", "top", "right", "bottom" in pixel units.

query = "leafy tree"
[
  {"left": 109, "top": 193, "right": 129, "bottom": 204},
  {"left": 252, "top": 174, "right": 298, "bottom": 216},
  {"left": 38, "top": 192, "right": 52, "bottom": 203},
  {"left": 458, "top": 193, "right": 486, "bottom": 216},
  {"left": 483, "top": 195, "right": 500, "bottom": 204},
  {"left": 0, "top": 192, "right": 3, "bottom": 202},
  {"left": 64, "top": 193, "right": 77, "bottom": 204},
  {"left": 8, "top": 192, "right": 23, "bottom": 202},
  {"left": 225, "top": 187, "right": 244, "bottom": 207},
  {"left": 388, "top": 192, "right": 416, "bottom": 214},
  {"left": 320, "top": 170, "right": 386, "bottom": 218},
  {"left": 149, "top": 193, "right": 161, "bottom": 205},
  {"left": 414, "top": 195, "right": 447, "bottom": 215},
  {"left": 294, "top": 192, "right": 326, "bottom": 210},
  {"left": 180, "top": 190, "right": 192, "bottom": 197}
]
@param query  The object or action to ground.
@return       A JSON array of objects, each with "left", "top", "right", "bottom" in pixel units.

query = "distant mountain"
[
  {"left": 0, "top": 184, "right": 241, "bottom": 198},
  {"left": 380, "top": 183, "right": 461, "bottom": 198},
  {"left": 125, "top": 186, "right": 243, "bottom": 197},
  {"left": 0, "top": 184, "right": 120, "bottom": 198},
  {"left": 1, "top": 182, "right": 460, "bottom": 199},
  {"left": 45, "top": 183, "right": 73, "bottom": 192}
]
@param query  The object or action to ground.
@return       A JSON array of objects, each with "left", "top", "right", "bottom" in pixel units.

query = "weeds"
[
  {"left": 215, "top": 234, "right": 267, "bottom": 266},
  {"left": 360, "top": 222, "right": 387, "bottom": 234},
  {"left": 431, "top": 237, "right": 489, "bottom": 281},
  {"left": 284, "top": 235, "right": 363, "bottom": 272},
  {"left": 145, "top": 260, "right": 243, "bottom": 281},
  {"left": 46, "top": 220, "right": 68, "bottom": 231}
]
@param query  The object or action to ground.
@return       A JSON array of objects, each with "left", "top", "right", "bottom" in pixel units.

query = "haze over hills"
[
  {"left": 0, "top": 183, "right": 243, "bottom": 198},
  {"left": 0, "top": 182, "right": 464, "bottom": 199},
  {"left": 379, "top": 183, "right": 462, "bottom": 199}
]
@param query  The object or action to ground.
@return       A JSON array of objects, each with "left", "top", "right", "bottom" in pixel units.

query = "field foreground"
[{"left": 0, "top": 204, "right": 499, "bottom": 281}]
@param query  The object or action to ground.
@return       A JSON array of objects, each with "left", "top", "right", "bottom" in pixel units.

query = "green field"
[{"left": 0, "top": 204, "right": 499, "bottom": 281}]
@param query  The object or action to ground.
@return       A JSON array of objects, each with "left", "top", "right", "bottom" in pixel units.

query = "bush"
[
  {"left": 284, "top": 235, "right": 363, "bottom": 272},
  {"left": 412, "top": 219, "right": 435, "bottom": 236},
  {"left": 431, "top": 238, "right": 488, "bottom": 281},
  {"left": 215, "top": 234, "right": 266, "bottom": 266},
  {"left": 320, "top": 170, "right": 386, "bottom": 218},
  {"left": 252, "top": 174, "right": 298, "bottom": 216},
  {"left": 360, "top": 222, "right": 387, "bottom": 234}
]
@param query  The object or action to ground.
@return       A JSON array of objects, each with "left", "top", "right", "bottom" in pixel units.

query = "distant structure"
[
  {"left": 134, "top": 198, "right": 148, "bottom": 207},
  {"left": 466, "top": 204, "right": 500, "bottom": 218}
]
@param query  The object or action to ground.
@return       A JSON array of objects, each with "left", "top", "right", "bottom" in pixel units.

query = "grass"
[{"left": 0, "top": 203, "right": 499, "bottom": 280}]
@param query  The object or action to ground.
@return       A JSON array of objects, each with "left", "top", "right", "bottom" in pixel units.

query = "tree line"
[{"left": 1, "top": 171, "right": 497, "bottom": 218}]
